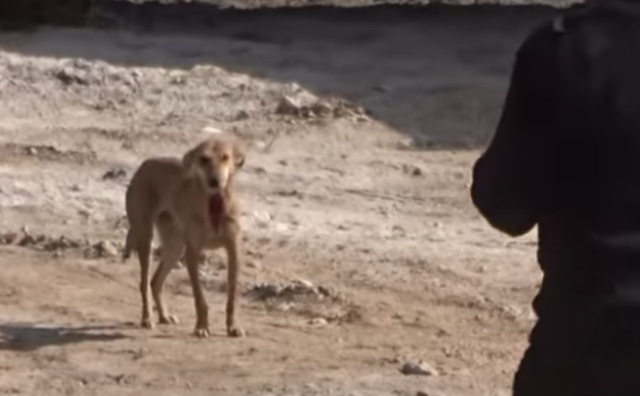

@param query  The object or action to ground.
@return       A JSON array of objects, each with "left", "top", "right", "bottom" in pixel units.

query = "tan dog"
[{"left": 123, "top": 135, "right": 245, "bottom": 338}]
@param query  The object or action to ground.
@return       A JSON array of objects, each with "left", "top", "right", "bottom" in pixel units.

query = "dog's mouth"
[{"left": 208, "top": 193, "right": 224, "bottom": 231}]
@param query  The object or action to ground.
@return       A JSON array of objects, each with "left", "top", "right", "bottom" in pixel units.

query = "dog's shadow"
[{"left": 0, "top": 322, "right": 129, "bottom": 352}]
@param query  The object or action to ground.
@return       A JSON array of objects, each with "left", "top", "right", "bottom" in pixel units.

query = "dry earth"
[{"left": 0, "top": 3, "right": 562, "bottom": 396}]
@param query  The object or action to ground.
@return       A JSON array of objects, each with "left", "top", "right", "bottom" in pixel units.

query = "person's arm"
[{"left": 471, "top": 32, "right": 551, "bottom": 237}]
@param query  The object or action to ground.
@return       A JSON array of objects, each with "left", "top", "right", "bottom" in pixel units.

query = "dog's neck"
[
  {"left": 208, "top": 192, "right": 225, "bottom": 232},
  {"left": 184, "top": 171, "right": 233, "bottom": 231}
]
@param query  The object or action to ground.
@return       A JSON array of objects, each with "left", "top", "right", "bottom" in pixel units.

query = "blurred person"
[{"left": 471, "top": 1, "right": 640, "bottom": 395}]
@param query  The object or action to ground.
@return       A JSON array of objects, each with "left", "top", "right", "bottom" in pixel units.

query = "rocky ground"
[{"left": 0, "top": 2, "right": 560, "bottom": 396}]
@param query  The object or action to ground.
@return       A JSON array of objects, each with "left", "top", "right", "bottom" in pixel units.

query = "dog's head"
[{"left": 182, "top": 136, "right": 245, "bottom": 195}]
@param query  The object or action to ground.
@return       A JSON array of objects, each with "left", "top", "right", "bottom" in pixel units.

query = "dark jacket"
[{"left": 471, "top": 0, "right": 640, "bottom": 331}]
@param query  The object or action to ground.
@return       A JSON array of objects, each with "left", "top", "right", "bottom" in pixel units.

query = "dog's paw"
[
  {"left": 193, "top": 326, "right": 211, "bottom": 338},
  {"left": 227, "top": 327, "right": 246, "bottom": 338},
  {"left": 158, "top": 315, "right": 180, "bottom": 325},
  {"left": 140, "top": 318, "right": 154, "bottom": 329}
]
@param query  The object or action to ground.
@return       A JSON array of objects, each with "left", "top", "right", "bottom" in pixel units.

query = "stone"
[
  {"left": 400, "top": 361, "right": 439, "bottom": 376},
  {"left": 275, "top": 95, "right": 302, "bottom": 116}
]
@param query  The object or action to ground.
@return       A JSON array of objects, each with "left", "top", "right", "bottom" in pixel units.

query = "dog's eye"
[
  {"left": 199, "top": 156, "right": 210, "bottom": 165},
  {"left": 220, "top": 154, "right": 229, "bottom": 162}
]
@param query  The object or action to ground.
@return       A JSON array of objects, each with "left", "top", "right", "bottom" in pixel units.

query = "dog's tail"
[{"left": 122, "top": 228, "right": 135, "bottom": 262}]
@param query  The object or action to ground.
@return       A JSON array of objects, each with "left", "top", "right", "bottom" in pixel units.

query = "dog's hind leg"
[
  {"left": 136, "top": 224, "right": 154, "bottom": 329},
  {"left": 122, "top": 228, "right": 135, "bottom": 261},
  {"left": 152, "top": 213, "right": 183, "bottom": 325}
]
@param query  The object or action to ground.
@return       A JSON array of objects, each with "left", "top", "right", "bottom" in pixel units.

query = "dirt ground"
[{"left": 0, "top": 3, "right": 563, "bottom": 396}]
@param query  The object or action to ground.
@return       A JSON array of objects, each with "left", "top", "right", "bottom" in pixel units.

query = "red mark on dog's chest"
[{"left": 208, "top": 194, "right": 225, "bottom": 231}]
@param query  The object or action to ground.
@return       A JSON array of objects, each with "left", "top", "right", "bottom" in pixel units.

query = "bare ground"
[{"left": 0, "top": 4, "right": 555, "bottom": 396}]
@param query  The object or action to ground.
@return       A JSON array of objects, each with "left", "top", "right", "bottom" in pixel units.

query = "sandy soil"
[{"left": 0, "top": 4, "right": 558, "bottom": 396}]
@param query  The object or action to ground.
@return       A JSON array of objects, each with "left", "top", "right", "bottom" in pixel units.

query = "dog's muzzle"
[{"left": 208, "top": 177, "right": 219, "bottom": 189}]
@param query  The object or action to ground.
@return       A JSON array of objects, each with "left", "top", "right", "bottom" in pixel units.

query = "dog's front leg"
[
  {"left": 184, "top": 243, "right": 210, "bottom": 338},
  {"left": 224, "top": 234, "right": 245, "bottom": 338}
]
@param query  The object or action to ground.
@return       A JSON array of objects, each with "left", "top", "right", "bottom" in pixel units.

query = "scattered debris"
[
  {"left": 244, "top": 279, "right": 362, "bottom": 323},
  {"left": 25, "top": 144, "right": 57, "bottom": 156},
  {"left": 275, "top": 95, "right": 302, "bottom": 116},
  {"left": 276, "top": 189, "right": 303, "bottom": 198},
  {"left": 309, "top": 317, "right": 328, "bottom": 327},
  {"left": 43, "top": 235, "right": 85, "bottom": 251},
  {"left": 17, "top": 233, "right": 45, "bottom": 247},
  {"left": 0, "top": 229, "right": 122, "bottom": 260},
  {"left": 102, "top": 167, "right": 128, "bottom": 180},
  {"left": 233, "top": 110, "right": 250, "bottom": 121},
  {"left": 498, "top": 304, "right": 524, "bottom": 321},
  {"left": 0, "top": 143, "right": 97, "bottom": 164},
  {"left": 246, "top": 259, "right": 261, "bottom": 269},
  {"left": 54, "top": 67, "right": 89, "bottom": 86},
  {"left": 0, "top": 232, "right": 19, "bottom": 245},
  {"left": 84, "top": 240, "right": 120, "bottom": 259},
  {"left": 402, "top": 164, "right": 423, "bottom": 177},
  {"left": 398, "top": 137, "right": 435, "bottom": 151},
  {"left": 274, "top": 93, "right": 368, "bottom": 122},
  {"left": 260, "top": 128, "right": 282, "bottom": 153},
  {"left": 245, "top": 279, "right": 334, "bottom": 301},
  {"left": 252, "top": 211, "right": 272, "bottom": 229},
  {"left": 201, "top": 126, "right": 224, "bottom": 135},
  {"left": 400, "top": 361, "right": 439, "bottom": 377},
  {"left": 310, "top": 100, "right": 334, "bottom": 117}
]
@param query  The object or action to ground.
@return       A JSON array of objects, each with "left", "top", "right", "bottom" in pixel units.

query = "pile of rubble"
[
  {"left": 0, "top": 228, "right": 120, "bottom": 259},
  {"left": 273, "top": 84, "right": 369, "bottom": 123},
  {"left": 245, "top": 279, "right": 336, "bottom": 302},
  {"left": 245, "top": 279, "right": 363, "bottom": 325}
]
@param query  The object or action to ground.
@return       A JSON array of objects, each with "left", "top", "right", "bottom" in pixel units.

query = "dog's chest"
[
  {"left": 204, "top": 195, "right": 226, "bottom": 249},
  {"left": 208, "top": 195, "right": 225, "bottom": 232},
  {"left": 202, "top": 222, "right": 225, "bottom": 248}
]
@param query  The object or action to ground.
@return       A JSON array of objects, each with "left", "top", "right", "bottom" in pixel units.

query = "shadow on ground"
[
  {"left": 0, "top": 323, "right": 129, "bottom": 351},
  {"left": 0, "top": 1, "right": 565, "bottom": 150}
]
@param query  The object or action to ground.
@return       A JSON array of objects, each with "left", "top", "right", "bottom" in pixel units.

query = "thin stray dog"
[{"left": 123, "top": 135, "right": 246, "bottom": 338}]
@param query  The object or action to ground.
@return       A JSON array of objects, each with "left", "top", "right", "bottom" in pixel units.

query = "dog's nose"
[{"left": 208, "top": 178, "right": 219, "bottom": 189}]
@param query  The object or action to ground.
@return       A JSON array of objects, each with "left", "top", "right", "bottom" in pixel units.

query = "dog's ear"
[
  {"left": 233, "top": 141, "right": 245, "bottom": 169},
  {"left": 182, "top": 146, "right": 199, "bottom": 171}
]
